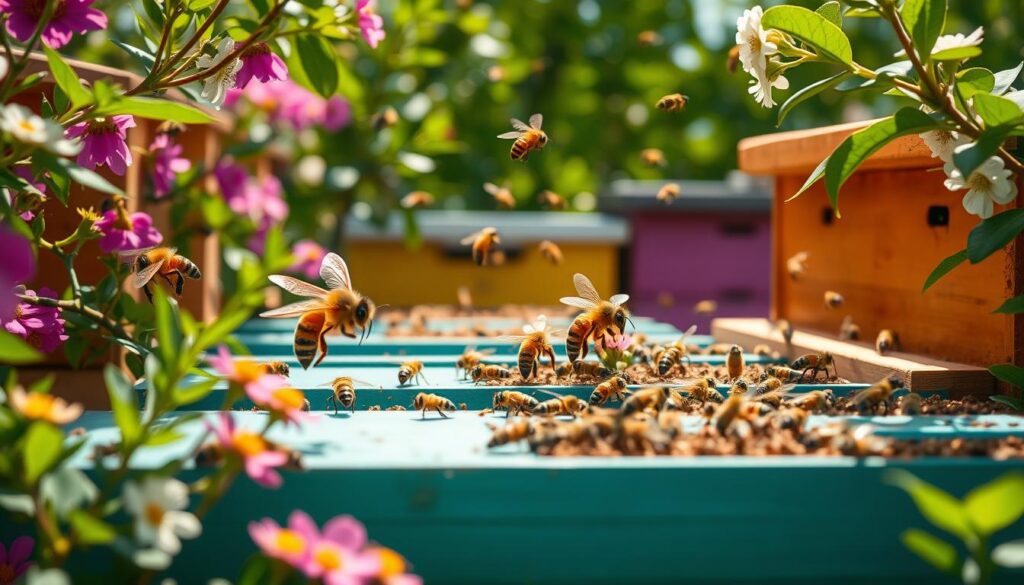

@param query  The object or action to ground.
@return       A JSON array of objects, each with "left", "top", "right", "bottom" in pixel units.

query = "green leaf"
[
  {"left": 111, "top": 40, "right": 155, "bottom": 71},
  {"left": 990, "top": 395, "right": 1024, "bottom": 411},
  {"left": 188, "top": 0, "right": 218, "bottom": 9},
  {"left": 845, "top": 7, "right": 882, "bottom": 17},
  {"left": 993, "top": 62, "right": 1023, "bottom": 95},
  {"left": 922, "top": 249, "right": 967, "bottom": 292},
  {"left": 901, "top": 529, "right": 960, "bottom": 574},
  {"left": 953, "top": 127, "right": 1012, "bottom": 179},
  {"left": 171, "top": 378, "right": 218, "bottom": 406},
  {"left": 931, "top": 45, "right": 982, "bottom": 62},
  {"left": 957, "top": 68, "right": 995, "bottom": 99},
  {"left": 237, "top": 554, "right": 273, "bottom": 585},
  {"left": 967, "top": 209, "right": 1024, "bottom": 263},
  {"left": 992, "top": 540, "right": 1024, "bottom": 567},
  {"left": 989, "top": 364, "right": 1024, "bottom": 389},
  {"left": 104, "top": 364, "right": 140, "bottom": 444},
  {"left": 23, "top": 422, "right": 64, "bottom": 484},
  {"left": 824, "top": 109, "right": 939, "bottom": 215},
  {"left": 96, "top": 96, "right": 215, "bottom": 124},
  {"left": 815, "top": 1, "right": 842, "bottom": 27},
  {"left": 40, "top": 467, "right": 97, "bottom": 518},
  {"left": 0, "top": 330, "right": 43, "bottom": 364},
  {"left": 761, "top": 5, "right": 853, "bottom": 65},
  {"left": 43, "top": 47, "right": 92, "bottom": 109},
  {"left": 964, "top": 473, "right": 1024, "bottom": 536},
  {"left": 784, "top": 156, "right": 828, "bottom": 203},
  {"left": 778, "top": 71, "right": 852, "bottom": 126},
  {"left": 837, "top": 61, "right": 913, "bottom": 92},
  {"left": 993, "top": 295, "right": 1024, "bottom": 314},
  {"left": 973, "top": 93, "right": 1024, "bottom": 128},
  {"left": 900, "top": 0, "right": 946, "bottom": 58},
  {"left": 294, "top": 34, "right": 339, "bottom": 98},
  {"left": 60, "top": 160, "right": 124, "bottom": 196},
  {"left": 887, "top": 469, "right": 971, "bottom": 540},
  {"left": 69, "top": 510, "right": 117, "bottom": 544}
]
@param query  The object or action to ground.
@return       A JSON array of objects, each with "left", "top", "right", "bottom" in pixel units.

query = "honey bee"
[
  {"left": 710, "top": 394, "right": 748, "bottom": 434},
  {"left": 386, "top": 405, "right": 407, "bottom": 411},
  {"left": 775, "top": 319, "right": 794, "bottom": 344},
  {"left": 124, "top": 246, "right": 202, "bottom": 303},
  {"left": 590, "top": 376, "right": 629, "bottom": 406},
  {"left": 655, "top": 93, "right": 688, "bottom": 112},
  {"left": 492, "top": 390, "right": 540, "bottom": 417},
  {"left": 460, "top": 227, "right": 501, "bottom": 266},
  {"left": 371, "top": 106, "right": 399, "bottom": 131},
  {"left": 824, "top": 291, "right": 845, "bottom": 309},
  {"left": 750, "top": 381, "right": 794, "bottom": 409},
  {"left": 533, "top": 390, "right": 587, "bottom": 417},
  {"left": 655, "top": 325, "right": 697, "bottom": 375},
  {"left": 791, "top": 351, "right": 836, "bottom": 381},
  {"left": 497, "top": 113, "right": 547, "bottom": 161},
  {"left": 621, "top": 386, "right": 674, "bottom": 416},
  {"left": 538, "top": 240, "right": 563, "bottom": 265},
  {"left": 637, "top": 30, "right": 661, "bottom": 45},
  {"left": 899, "top": 392, "right": 923, "bottom": 415},
  {"left": 256, "top": 361, "right": 290, "bottom": 377},
  {"left": 656, "top": 183, "right": 680, "bottom": 204},
  {"left": 763, "top": 365, "right": 803, "bottom": 383},
  {"left": 320, "top": 377, "right": 379, "bottom": 414},
  {"left": 500, "top": 316, "right": 557, "bottom": 380},
  {"left": 773, "top": 406, "right": 809, "bottom": 432},
  {"left": 413, "top": 392, "right": 456, "bottom": 419},
  {"left": 839, "top": 315, "right": 861, "bottom": 341},
  {"left": 786, "top": 251, "right": 808, "bottom": 280},
  {"left": 400, "top": 191, "right": 434, "bottom": 209},
  {"left": 849, "top": 375, "right": 904, "bottom": 415},
  {"left": 727, "top": 380, "right": 749, "bottom": 396},
  {"left": 472, "top": 364, "right": 513, "bottom": 383},
  {"left": 538, "top": 190, "right": 566, "bottom": 210},
  {"left": 571, "top": 360, "right": 613, "bottom": 380},
  {"left": 694, "top": 299, "right": 718, "bottom": 315},
  {"left": 726, "top": 345, "right": 744, "bottom": 381},
  {"left": 555, "top": 361, "right": 574, "bottom": 378},
  {"left": 559, "top": 273, "right": 630, "bottom": 363},
  {"left": 487, "top": 419, "right": 533, "bottom": 448},
  {"left": 641, "top": 148, "right": 667, "bottom": 167},
  {"left": 484, "top": 182, "right": 516, "bottom": 209},
  {"left": 876, "top": 329, "right": 898, "bottom": 354},
  {"left": 787, "top": 389, "right": 835, "bottom": 413},
  {"left": 397, "top": 360, "right": 427, "bottom": 386},
  {"left": 726, "top": 45, "right": 741, "bottom": 73},
  {"left": 456, "top": 347, "right": 495, "bottom": 379},
  {"left": 260, "top": 253, "right": 376, "bottom": 369},
  {"left": 679, "top": 377, "right": 722, "bottom": 404}
]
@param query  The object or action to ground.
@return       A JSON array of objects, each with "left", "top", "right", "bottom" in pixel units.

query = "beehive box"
[{"left": 738, "top": 121, "right": 1024, "bottom": 368}]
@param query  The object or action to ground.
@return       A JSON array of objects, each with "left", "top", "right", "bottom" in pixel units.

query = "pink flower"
[
  {"left": 93, "top": 199, "right": 162, "bottom": 253},
  {"left": 3, "top": 288, "right": 68, "bottom": 353},
  {"left": 0, "top": 535, "right": 34, "bottom": 583},
  {"left": 149, "top": 133, "right": 191, "bottom": 198},
  {"left": 209, "top": 347, "right": 310, "bottom": 424},
  {"left": 357, "top": 0, "right": 386, "bottom": 49},
  {"left": 596, "top": 333, "right": 633, "bottom": 353},
  {"left": 303, "top": 515, "right": 380, "bottom": 585},
  {"left": 0, "top": 225, "right": 34, "bottom": 320},
  {"left": 214, "top": 159, "right": 248, "bottom": 202},
  {"left": 205, "top": 412, "right": 289, "bottom": 488},
  {"left": 323, "top": 97, "right": 352, "bottom": 131},
  {"left": 0, "top": 0, "right": 107, "bottom": 48},
  {"left": 236, "top": 42, "right": 288, "bottom": 89},
  {"left": 227, "top": 80, "right": 352, "bottom": 132},
  {"left": 65, "top": 115, "right": 135, "bottom": 176},
  {"left": 222, "top": 173, "right": 288, "bottom": 254},
  {"left": 249, "top": 511, "right": 315, "bottom": 569},
  {"left": 290, "top": 240, "right": 326, "bottom": 279}
]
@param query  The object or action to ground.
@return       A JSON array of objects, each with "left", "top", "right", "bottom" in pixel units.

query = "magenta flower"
[
  {"left": 596, "top": 333, "right": 634, "bottom": 353},
  {"left": 357, "top": 0, "right": 386, "bottom": 49},
  {"left": 290, "top": 240, "right": 326, "bottom": 279},
  {"left": 94, "top": 202, "right": 162, "bottom": 254},
  {"left": 214, "top": 159, "right": 249, "bottom": 203},
  {"left": 227, "top": 80, "right": 352, "bottom": 132},
  {"left": 0, "top": 536, "right": 34, "bottom": 583},
  {"left": 236, "top": 42, "right": 288, "bottom": 89},
  {"left": 205, "top": 412, "right": 289, "bottom": 488},
  {"left": 0, "top": 0, "right": 107, "bottom": 48},
  {"left": 0, "top": 226, "right": 34, "bottom": 321},
  {"left": 223, "top": 173, "right": 288, "bottom": 254},
  {"left": 149, "top": 132, "right": 191, "bottom": 199},
  {"left": 323, "top": 97, "right": 352, "bottom": 131},
  {"left": 4, "top": 288, "right": 68, "bottom": 353},
  {"left": 65, "top": 115, "right": 135, "bottom": 176}
]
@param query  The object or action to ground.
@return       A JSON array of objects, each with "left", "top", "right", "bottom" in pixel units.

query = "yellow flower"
[{"left": 8, "top": 386, "right": 83, "bottom": 424}]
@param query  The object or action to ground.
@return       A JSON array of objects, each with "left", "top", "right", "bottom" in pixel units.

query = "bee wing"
[
  {"left": 572, "top": 273, "right": 603, "bottom": 305},
  {"left": 510, "top": 118, "right": 531, "bottom": 132},
  {"left": 529, "top": 113, "right": 543, "bottom": 129},
  {"left": 320, "top": 252, "right": 353, "bottom": 291},
  {"left": 680, "top": 325, "right": 698, "bottom": 341},
  {"left": 268, "top": 275, "right": 329, "bottom": 299},
  {"left": 132, "top": 259, "right": 166, "bottom": 288},
  {"left": 119, "top": 245, "right": 170, "bottom": 259},
  {"left": 560, "top": 296, "right": 598, "bottom": 310},
  {"left": 497, "top": 131, "right": 524, "bottom": 140},
  {"left": 498, "top": 335, "right": 528, "bottom": 343},
  {"left": 483, "top": 182, "right": 500, "bottom": 195},
  {"left": 352, "top": 378, "right": 383, "bottom": 388},
  {"left": 259, "top": 299, "right": 332, "bottom": 318},
  {"left": 459, "top": 231, "right": 482, "bottom": 245},
  {"left": 535, "top": 388, "right": 566, "bottom": 399},
  {"left": 609, "top": 293, "right": 630, "bottom": 307}
]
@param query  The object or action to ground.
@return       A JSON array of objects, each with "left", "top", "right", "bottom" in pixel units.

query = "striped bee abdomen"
[
  {"left": 518, "top": 344, "right": 538, "bottom": 379},
  {"left": 294, "top": 310, "right": 327, "bottom": 370},
  {"left": 510, "top": 138, "right": 529, "bottom": 160},
  {"left": 565, "top": 316, "right": 593, "bottom": 363}
]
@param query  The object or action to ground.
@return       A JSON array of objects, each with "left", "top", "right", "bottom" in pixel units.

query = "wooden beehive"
[{"left": 737, "top": 121, "right": 1023, "bottom": 370}]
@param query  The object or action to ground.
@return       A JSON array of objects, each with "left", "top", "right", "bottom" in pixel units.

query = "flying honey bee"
[
  {"left": 655, "top": 93, "right": 689, "bottom": 112},
  {"left": 123, "top": 247, "right": 202, "bottom": 303},
  {"left": 621, "top": 386, "right": 674, "bottom": 416},
  {"left": 500, "top": 316, "right": 557, "bottom": 380},
  {"left": 371, "top": 106, "right": 399, "bottom": 131},
  {"left": 849, "top": 375, "right": 904, "bottom": 415},
  {"left": 472, "top": 364, "right": 513, "bottom": 383},
  {"left": 456, "top": 347, "right": 495, "bottom": 379},
  {"left": 484, "top": 182, "right": 516, "bottom": 209},
  {"left": 401, "top": 191, "right": 434, "bottom": 209},
  {"left": 260, "top": 253, "right": 376, "bottom": 370},
  {"left": 694, "top": 299, "right": 718, "bottom": 315},
  {"left": 537, "top": 190, "right": 566, "bottom": 210},
  {"left": 397, "top": 360, "right": 427, "bottom": 386},
  {"left": 824, "top": 291, "right": 845, "bottom": 309},
  {"left": 590, "top": 376, "right": 629, "bottom": 406},
  {"left": 727, "top": 45, "right": 741, "bottom": 73},
  {"left": 559, "top": 273, "right": 630, "bottom": 363},
  {"left": 641, "top": 148, "right": 667, "bottom": 167},
  {"left": 876, "top": 329, "right": 898, "bottom": 354},
  {"left": 460, "top": 227, "right": 500, "bottom": 266},
  {"left": 487, "top": 419, "right": 533, "bottom": 448},
  {"left": 839, "top": 315, "right": 861, "bottom": 341},
  {"left": 259, "top": 361, "right": 290, "bottom": 377},
  {"left": 413, "top": 392, "right": 456, "bottom": 419},
  {"left": 786, "top": 251, "right": 808, "bottom": 280},
  {"left": 320, "top": 377, "right": 380, "bottom": 414},
  {"left": 726, "top": 345, "right": 744, "bottom": 381},
  {"left": 533, "top": 390, "right": 587, "bottom": 417},
  {"left": 791, "top": 351, "right": 836, "bottom": 381},
  {"left": 497, "top": 113, "right": 547, "bottom": 161},
  {"left": 637, "top": 30, "right": 661, "bottom": 46},
  {"left": 492, "top": 390, "right": 540, "bottom": 418},
  {"left": 656, "top": 183, "right": 680, "bottom": 205},
  {"left": 538, "top": 240, "right": 563, "bottom": 265}
]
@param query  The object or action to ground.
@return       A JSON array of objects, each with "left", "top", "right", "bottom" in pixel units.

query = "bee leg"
[
  {"left": 174, "top": 271, "right": 185, "bottom": 296},
  {"left": 142, "top": 283, "right": 154, "bottom": 303},
  {"left": 421, "top": 408, "right": 426, "bottom": 419},
  {"left": 437, "top": 408, "right": 449, "bottom": 418}
]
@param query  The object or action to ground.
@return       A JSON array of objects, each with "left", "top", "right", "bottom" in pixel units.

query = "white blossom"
[
  {"left": 197, "top": 37, "right": 242, "bottom": 107},
  {"left": 944, "top": 155, "right": 1017, "bottom": 219},
  {"left": 123, "top": 477, "right": 202, "bottom": 557},
  {"left": 748, "top": 71, "right": 789, "bottom": 109},
  {"left": 735, "top": 6, "right": 777, "bottom": 80},
  {"left": 1, "top": 104, "right": 48, "bottom": 144},
  {"left": 920, "top": 130, "right": 969, "bottom": 163},
  {"left": 931, "top": 27, "right": 984, "bottom": 55}
]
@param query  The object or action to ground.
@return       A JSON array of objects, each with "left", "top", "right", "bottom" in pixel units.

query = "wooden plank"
[{"left": 711, "top": 317, "right": 994, "bottom": 398}]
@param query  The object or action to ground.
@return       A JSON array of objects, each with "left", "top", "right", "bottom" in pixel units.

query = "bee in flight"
[
  {"left": 537, "top": 190, "right": 566, "bottom": 210},
  {"left": 401, "top": 191, "right": 434, "bottom": 209},
  {"left": 656, "top": 93, "right": 689, "bottom": 112},
  {"left": 787, "top": 251, "right": 808, "bottom": 280},
  {"left": 500, "top": 315, "right": 557, "bottom": 380},
  {"left": 460, "top": 227, "right": 500, "bottom": 266},
  {"left": 260, "top": 253, "right": 376, "bottom": 370},
  {"left": 640, "top": 148, "right": 666, "bottom": 167},
  {"left": 497, "top": 113, "right": 547, "bottom": 161},
  {"left": 657, "top": 183, "right": 680, "bottom": 205},
  {"left": 538, "top": 240, "right": 563, "bottom": 265},
  {"left": 560, "top": 273, "right": 631, "bottom": 363},
  {"left": 484, "top": 182, "right": 516, "bottom": 209},
  {"left": 123, "top": 247, "right": 202, "bottom": 303}
]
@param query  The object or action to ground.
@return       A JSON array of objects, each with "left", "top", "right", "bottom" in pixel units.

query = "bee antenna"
[{"left": 626, "top": 316, "right": 637, "bottom": 332}]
